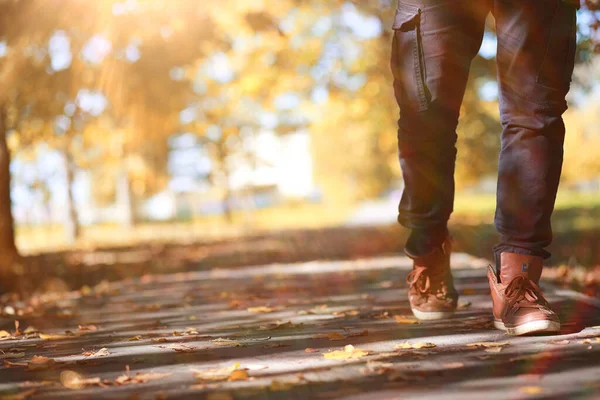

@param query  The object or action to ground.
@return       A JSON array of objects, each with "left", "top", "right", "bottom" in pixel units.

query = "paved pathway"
[{"left": 1, "top": 254, "right": 600, "bottom": 399}]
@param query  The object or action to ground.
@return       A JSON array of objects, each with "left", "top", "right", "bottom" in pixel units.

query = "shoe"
[
  {"left": 405, "top": 237, "right": 458, "bottom": 320},
  {"left": 487, "top": 253, "right": 560, "bottom": 336}
]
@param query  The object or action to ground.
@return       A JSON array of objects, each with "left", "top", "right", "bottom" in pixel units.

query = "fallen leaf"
[
  {"left": 3, "top": 360, "right": 28, "bottom": 367},
  {"left": 77, "top": 325, "right": 97, "bottom": 332},
  {"left": 152, "top": 338, "right": 168, "bottom": 343},
  {"left": 228, "top": 370, "right": 249, "bottom": 381},
  {"left": 82, "top": 348, "right": 110, "bottom": 357},
  {"left": 548, "top": 339, "right": 570, "bottom": 345},
  {"left": 458, "top": 301, "right": 472, "bottom": 310},
  {"left": 38, "top": 333, "right": 71, "bottom": 341},
  {"left": 168, "top": 344, "right": 196, "bottom": 353},
  {"left": 211, "top": 338, "right": 245, "bottom": 347},
  {"left": 26, "top": 356, "right": 56, "bottom": 371},
  {"left": 127, "top": 335, "right": 142, "bottom": 341},
  {"left": 443, "top": 362, "right": 465, "bottom": 369},
  {"left": 466, "top": 341, "right": 509, "bottom": 348},
  {"left": 484, "top": 347, "right": 503, "bottom": 353},
  {"left": 0, "top": 330, "right": 12, "bottom": 338},
  {"left": 323, "top": 345, "right": 369, "bottom": 360},
  {"left": 394, "top": 342, "right": 436, "bottom": 350},
  {"left": 327, "top": 332, "right": 346, "bottom": 341},
  {"left": 115, "top": 369, "right": 172, "bottom": 385},
  {"left": 305, "top": 348, "right": 320, "bottom": 353},
  {"left": 393, "top": 315, "right": 419, "bottom": 324},
  {"left": 519, "top": 386, "right": 543, "bottom": 395},
  {"left": 60, "top": 370, "right": 102, "bottom": 389},
  {"left": 193, "top": 363, "right": 240, "bottom": 382},
  {"left": 247, "top": 307, "right": 274, "bottom": 313}
]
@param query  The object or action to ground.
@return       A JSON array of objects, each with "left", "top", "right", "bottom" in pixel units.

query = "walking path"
[{"left": 1, "top": 254, "right": 600, "bottom": 399}]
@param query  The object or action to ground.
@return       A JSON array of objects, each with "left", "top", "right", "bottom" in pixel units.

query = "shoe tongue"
[{"left": 500, "top": 253, "right": 543, "bottom": 284}]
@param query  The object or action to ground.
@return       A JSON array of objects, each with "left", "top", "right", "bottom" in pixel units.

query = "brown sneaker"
[
  {"left": 487, "top": 253, "right": 560, "bottom": 336},
  {"left": 405, "top": 237, "right": 458, "bottom": 320}
]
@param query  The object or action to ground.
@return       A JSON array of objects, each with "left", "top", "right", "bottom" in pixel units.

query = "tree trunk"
[
  {"left": 117, "top": 161, "right": 136, "bottom": 228},
  {"left": 0, "top": 107, "right": 20, "bottom": 275},
  {"left": 63, "top": 146, "right": 80, "bottom": 244}
]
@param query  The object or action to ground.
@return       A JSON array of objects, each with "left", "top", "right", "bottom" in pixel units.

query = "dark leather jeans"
[{"left": 391, "top": 0, "right": 578, "bottom": 263}]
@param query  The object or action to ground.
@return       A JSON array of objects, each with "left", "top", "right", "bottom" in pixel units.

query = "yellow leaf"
[
  {"left": 466, "top": 341, "right": 509, "bottom": 348},
  {"left": 323, "top": 345, "right": 369, "bottom": 360},
  {"left": 193, "top": 363, "right": 240, "bottom": 382},
  {"left": 228, "top": 369, "right": 249, "bottom": 381},
  {"left": 393, "top": 315, "right": 419, "bottom": 324},
  {"left": 394, "top": 342, "right": 436, "bottom": 350},
  {"left": 247, "top": 307, "right": 274, "bottom": 313},
  {"left": 60, "top": 370, "right": 101, "bottom": 390},
  {"left": 128, "top": 335, "right": 142, "bottom": 341},
  {"left": 39, "top": 333, "right": 71, "bottom": 341},
  {"left": 519, "top": 386, "right": 543, "bottom": 395},
  {"left": 0, "top": 330, "right": 11, "bottom": 338}
]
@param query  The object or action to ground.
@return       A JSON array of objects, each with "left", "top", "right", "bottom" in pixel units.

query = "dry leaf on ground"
[
  {"left": 305, "top": 348, "right": 320, "bottom": 353},
  {"left": 484, "top": 347, "right": 503, "bottom": 353},
  {"left": 77, "top": 325, "right": 98, "bottom": 332},
  {"left": 393, "top": 316, "right": 419, "bottom": 324},
  {"left": 60, "top": 370, "right": 102, "bottom": 389},
  {"left": 519, "top": 386, "right": 543, "bottom": 395},
  {"left": 323, "top": 345, "right": 369, "bottom": 360},
  {"left": 228, "top": 370, "right": 249, "bottom": 382},
  {"left": 247, "top": 307, "right": 274, "bottom": 313},
  {"left": 115, "top": 369, "right": 172, "bottom": 385},
  {"left": 38, "top": 333, "right": 71, "bottom": 341},
  {"left": 211, "top": 338, "right": 245, "bottom": 347},
  {"left": 548, "top": 340, "right": 570, "bottom": 345},
  {"left": 394, "top": 342, "right": 436, "bottom": 350},
  {"left": 82, "top": 348, "right": 110, "bottom": 357},
  {"left": 168, "top": 344, "right": 196, "bottom": 353},
  {"left": 193, "top": 363, "right": 241, "bottom": 382},
  {"left": 26, "top": 356, "right": 56, "bottom": 371},
  {"left": 466, "top": 341, "right": 509, "bottom": 348}
]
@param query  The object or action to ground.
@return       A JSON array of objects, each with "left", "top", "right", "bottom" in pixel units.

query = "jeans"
[{"left": 391, "top": 0, "right": 578, "bottom": 263}]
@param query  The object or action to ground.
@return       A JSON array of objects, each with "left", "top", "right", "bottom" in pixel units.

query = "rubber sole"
[
  {"left": 495, "top": 319, "right": 560, "bottom": 336},
  {"left": 411, "top": 308, "right": 455, "bottom": 321}
]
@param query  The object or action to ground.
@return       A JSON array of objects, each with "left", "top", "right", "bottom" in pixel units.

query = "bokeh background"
[{"left": 1, "top": 0, "right": 600, "bottom": 291}]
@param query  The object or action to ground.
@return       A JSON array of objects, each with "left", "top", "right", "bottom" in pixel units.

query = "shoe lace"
[
  {"left": 406, "top": 266, "right": 448, "bottom": 298},
  {"left": 504, "top": 276, "right": 547, "bottom": 308}
]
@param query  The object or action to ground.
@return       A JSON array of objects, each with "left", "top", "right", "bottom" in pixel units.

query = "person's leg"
[
  {"left": 391, "top": 0, "right": 490, "bottom": 320},
  {"left": 489, "top": 0, "right": 578, "bottom": 335},
  {"left": 391, "top": 0, "right": 490, "bottom": 257},
  {"left": 493, "top": 0, "right": 578, "bottom": 268}
]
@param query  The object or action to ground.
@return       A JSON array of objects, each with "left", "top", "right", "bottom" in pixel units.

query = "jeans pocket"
[
  {"left": 391, "top": 2, "right": 429, "bottom": 112},
  {"left": 536, "top": 0, "right": 578, "bottom": 91}
]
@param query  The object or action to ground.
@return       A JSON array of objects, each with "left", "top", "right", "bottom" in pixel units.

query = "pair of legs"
[{"left": 392, "top": 0, "right": 578, "bottom": 334}]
